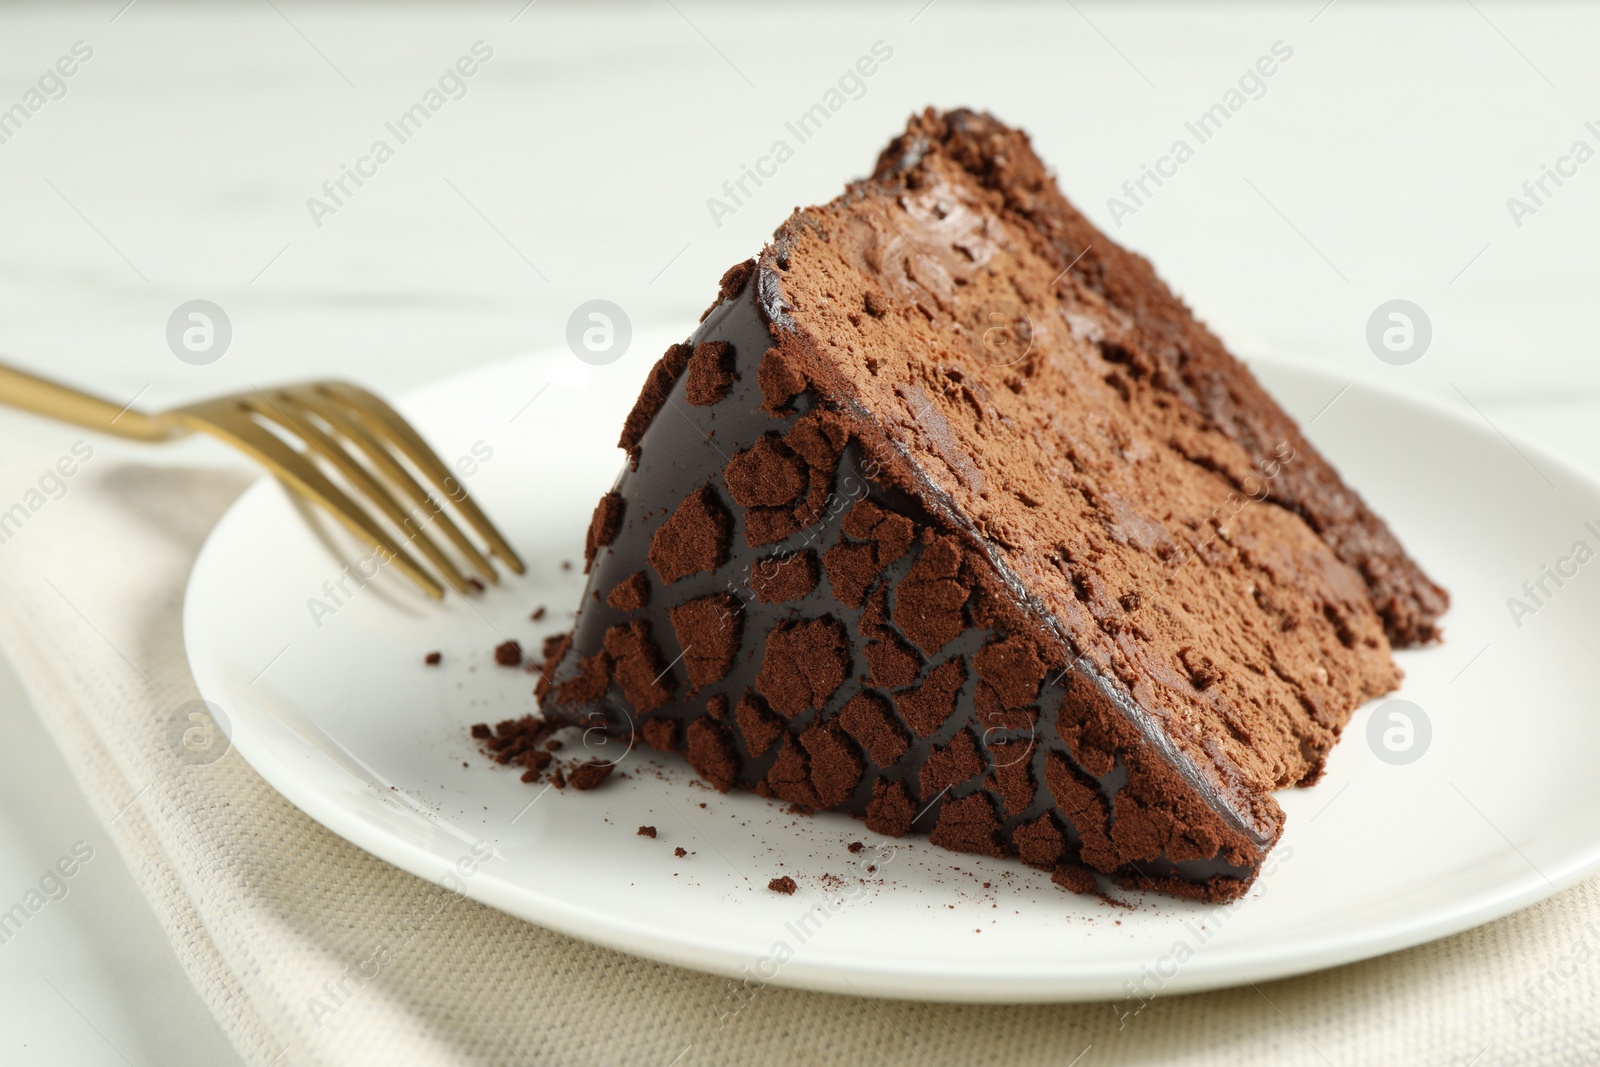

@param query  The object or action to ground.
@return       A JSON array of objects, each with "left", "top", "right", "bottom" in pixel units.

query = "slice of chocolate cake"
[{"left": 531, "top": 108, "right": 1447, "bottom": 902}]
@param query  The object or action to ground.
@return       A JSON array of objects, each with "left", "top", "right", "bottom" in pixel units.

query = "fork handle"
[{"left": 0, "top": 360, "right": 182, "bottom": 442}]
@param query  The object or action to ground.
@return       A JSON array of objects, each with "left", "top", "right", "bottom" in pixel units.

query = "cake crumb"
[
  {"left": 467, "top": 577, "right": 485, "bottom": 592},
  {"left": 494, "top": 640, "right": 522, "bottom": 666},
  {"left": 531, "top": 606, "right": 547, "bottom": 621},
  {"left": 847, "top": 841, "right": 864, "bottom": 854},
  {"left": 424, "top": 651, "right": 442, "bottom": 665},
  {"left": 1052, "top": 863, "right": 1098, "bottom": 897},
  {"left": 637, "top": 826, "right": 657, "bottom": 838},
  {"left": 568, "top": 759, "right": 614, "bottom": 790},
  {"left": 1053, "top": 862, "right": 1131, "bottom": 908},
  {"left": 767, "top": 876, "right": 797, "bottom": 895},
  {"left": 470, "top": 723, "right": 491, "bottom": 740},
  {"left": 674, "top": 847, "right": 687, "bottom": 858}
]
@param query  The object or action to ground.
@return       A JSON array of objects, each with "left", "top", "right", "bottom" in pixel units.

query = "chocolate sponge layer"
[
  {"left": 532, "top": 109, "right": 1445, "bottom": 902},
  {"left": 867, "top": 109, "right": 1448, "bottom": 648}
]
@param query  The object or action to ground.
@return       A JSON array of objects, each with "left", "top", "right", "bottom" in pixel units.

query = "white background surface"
[{"left": 1, "top": 1, "right": 1597, "bottom": 1062}]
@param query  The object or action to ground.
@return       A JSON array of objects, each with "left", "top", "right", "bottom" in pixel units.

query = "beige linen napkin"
[{"left": 1, "top": 457, "right": 1597, "bottom": 1066}]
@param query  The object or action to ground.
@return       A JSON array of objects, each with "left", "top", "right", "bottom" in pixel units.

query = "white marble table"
[{"left": 1, "top": 2, "right": 1596, "bottom": 1062}]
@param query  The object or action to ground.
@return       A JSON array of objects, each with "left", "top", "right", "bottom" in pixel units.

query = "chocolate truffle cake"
[{"left": 531, "top": 109, "right": 1447, "bottom": 902}]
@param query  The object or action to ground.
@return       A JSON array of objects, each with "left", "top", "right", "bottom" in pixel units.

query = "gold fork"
[{"left": 0, "top": 361, "right": 523, "bottom": 598}]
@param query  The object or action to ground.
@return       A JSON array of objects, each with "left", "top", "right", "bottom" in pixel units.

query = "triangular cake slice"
[{"left": 532, "top": 109, "right": 1447, "bottom": 902}]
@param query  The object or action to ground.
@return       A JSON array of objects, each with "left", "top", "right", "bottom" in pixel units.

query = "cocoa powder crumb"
[
  {"left": 892, "top": 532, "right": 972, "bottom": 655},
  {"left": 894, "top": 657, "right": 967, "bottom": 736},
  {"left": 734, "top": 693, "right": 783, "bottom": 757},
  {"left": 748, "top": 550, "right": 820, "bottom": 603},
  {"left": 648, "top": 485, "right": 731, "bottom": 585},
  {"left": 568, "top": 759, "right": 614, "bottom": 791},
  {"left": 619, "top": 343, "right": 692, "bottom": 468},
  {"left": 684, "top": 718, "right": 740, "bottom": 792},
  {"left": 847, "top": 841, "right": 865, "bottom": 854},
  {"left": 724, "top": 434, "right": 807, "bottom": 508},
  {"left": 640, "top": 717, "right": 679, "bottom": 752},
  {"left": 839, "top": 692, "right": 909, "bottom": 765},
  {"left": 584, "top": 492, "right": 626, "bottom": 572},
  {"left": 668, "top": 594, "right": 742, "bottom": 693},
  {"left": 606, "top": 570, "right": 651, "bottom": 611},
  {"left": 602, "top": 620, "right": 674, "bottom": 713},
  {"left": 758, "top": 345, "right": 806, "bottom": 415},
  {"left": 798, "top": 723, "right": 863, "bottom": 807},
  {"left": 424, "top": 651, "right": 442, "bottom": 666},
  {"left": 638, "top": 825, "right": 657, "bottom": 838},
  {"left": 474, "top": 716, "right": 563, "bottom": 767},
  {"left": 684, "top": 340, "right": 738, "bottom": 406},
  {"left": 674, "top": 846, "right": 688, "bottom": 858},
  {"left": 754, "top": 617, "right": 849, "bottom": 717},
  {"left": 702, "top": 259, "right": 755, "bottom": 320},
  {"left": 1051, "top": 862, "right": 1102, "bottom": 898},
  {"left": 767, "top": 876, "right": 797, "bottom": 895},
  {"left": 494, "top": 640, "right": 522, "bottom": 667},
  {"left": 537, "top": 633, "right": 569, "bottom": 668}
]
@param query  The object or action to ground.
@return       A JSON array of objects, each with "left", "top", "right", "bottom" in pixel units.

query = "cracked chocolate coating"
[{"left": 543, "top": 274, "right": 1260, "bottom": 901}]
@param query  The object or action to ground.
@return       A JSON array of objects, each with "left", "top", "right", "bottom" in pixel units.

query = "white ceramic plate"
[{"left": 185, "top": 332, "right": 1600, "bottom": 1002}]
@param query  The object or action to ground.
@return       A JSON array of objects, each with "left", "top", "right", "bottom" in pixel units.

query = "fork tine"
[
  {"left": 248, "top": 389, "right": 478, "bottom": 596},
  {"left": 173, "top": 400, "right": 445, "bottom": 599},
  {"left": 285, "top": 386, "right": 498, "bottom": 584},
  {"left": 314, "top": 382, "right": 526, "bottom": 575}
]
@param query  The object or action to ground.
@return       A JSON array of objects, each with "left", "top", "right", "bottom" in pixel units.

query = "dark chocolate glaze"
[{"left": 543, "top": 274, "right": 1259, "bottom": 897}]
